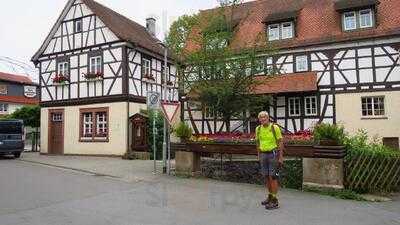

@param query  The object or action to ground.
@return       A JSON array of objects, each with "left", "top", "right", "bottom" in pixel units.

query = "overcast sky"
[{"left": 0, "top": 0, "right": 222, "bottom": 80}]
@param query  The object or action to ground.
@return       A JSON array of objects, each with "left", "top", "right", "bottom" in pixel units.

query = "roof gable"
[{"left": 32, "top": 0, "right": 165, "bottom": 63}]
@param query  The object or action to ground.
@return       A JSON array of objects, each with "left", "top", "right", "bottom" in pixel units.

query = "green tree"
[
  {"left": 147, "top": 110, "right": 164, "bottom": 160},
  {"left": 167, "top": 1, "right": 274, "bottom": 132},
  {"left": 7, "top": 105, "right": 40, "bottom": 128}
]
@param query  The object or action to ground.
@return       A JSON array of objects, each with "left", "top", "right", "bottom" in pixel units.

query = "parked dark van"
[{"left": 0, "top": 120, "right": 24, "bottom": 158}]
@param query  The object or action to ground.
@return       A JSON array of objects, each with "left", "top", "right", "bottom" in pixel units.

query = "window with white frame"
[
  {"left": 343, "top": 11, "right": 357, "bottom": 31},
  {"left": 305, "top": 96, "right": 317, "bottom": 116},
  {"left": 268, "top": 24, "right": 280, "bottom": 41},
  {"left": 142, "top": 58, "right": 151, "bottom": 76},
  {"left": 52, "top": 113, "right": 63, "bottom": 122},
  {"left": 0, "top": 103, "right": 8, "bottom": 113},
  {"left": 80, "top": 108, "right": 109, "bottom": 141},
  {"left": 89, "top": 56, "right": 102, "bottom": 74},
  {"left": 161, "top": 65, "right": 170, "bottom": 83},
  {"left": 74, "top": 19, "right": 82, "bottom": 33},
  {"left": 288, "top": 97, "right": 301, "bottom": 116},
  {"left": 267, "top": 22, "right": 294, "bottom": 41},
  {"left": 343, "top": 9, "right": 374, "bottom": 31},
  {"left": 295, "top": 55, "right": 308, "bottom": 72},
  {"left": 82, "top": 113, "right": 93, "bottom": 137},
  {"left": 361, "top": 96, "right": 385, "bottom": 117},
  {"left": 359, "top": 9, "right": 373, "bottom": 28},
  {"left": 96, "top": 112, "right": 108, "bottom": 137},
  {"left": 58, "top": 62, "right": 69, "bottom": 76},
  {"left": 281, "top": 22, "right": 294, "bottom": 39}
]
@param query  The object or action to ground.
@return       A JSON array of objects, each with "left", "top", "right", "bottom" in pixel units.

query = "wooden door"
[{"left": 48, "top": 109, "right": 64, "bottom": 155}]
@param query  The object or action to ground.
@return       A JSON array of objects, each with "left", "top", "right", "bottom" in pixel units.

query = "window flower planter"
[
  {"left": 82, "top": 72, "right": 104, "bottom": 81},
  {"left": 171, "top": 142, "right": 345, "bottom": 159},
  {"left": 171, "top": 129, "right": 345, "bottom": 159},
  {"left": 143, "top": 74, "right": 155, "bottom": 83},
  {"left": 52, "top": 74, "right": 69, "bottom": 85}
]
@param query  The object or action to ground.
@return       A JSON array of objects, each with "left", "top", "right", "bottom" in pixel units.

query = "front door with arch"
[{"left": 48, "top": 109, "right": 64, "bottom": 155}]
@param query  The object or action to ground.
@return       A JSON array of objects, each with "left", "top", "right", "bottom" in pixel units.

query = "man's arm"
[
  {"left": 274, "top": 124, "right": 284, "bottom": 165},
  {"left": 255, "top": 127, "right": 260, "bottom": 160}
]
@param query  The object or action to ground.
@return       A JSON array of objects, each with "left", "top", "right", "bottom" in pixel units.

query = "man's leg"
[{"left": 265, "top": 153, "right": 280, "bottom": 209}]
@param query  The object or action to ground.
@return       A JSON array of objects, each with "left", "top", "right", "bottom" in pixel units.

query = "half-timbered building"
[
  {"left": 32, "top": 0, "right": 178, "bottom": 155},
  {"left": 182, "top": 0, "right": 400, "bottom": 147},
  {"left": 0, "top": 72, "right": 39, "bottom": 117}
]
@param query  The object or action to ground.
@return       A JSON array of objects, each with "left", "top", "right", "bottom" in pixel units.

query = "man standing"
[{"left": 255, "top": 111, "right": 284, "bottom": 210}]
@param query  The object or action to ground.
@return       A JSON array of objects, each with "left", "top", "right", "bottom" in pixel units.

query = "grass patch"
[{"left": 304, "top": 187, "right": 367, "bottom": 201}]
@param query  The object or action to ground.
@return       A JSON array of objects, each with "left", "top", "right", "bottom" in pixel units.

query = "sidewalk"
[{"left": 20, "top": 152, "right": 163, "bottom": 183}]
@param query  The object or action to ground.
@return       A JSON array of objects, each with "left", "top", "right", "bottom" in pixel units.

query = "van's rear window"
[{"left": 0, "top": 122, "right": 23, "bottom": 134}]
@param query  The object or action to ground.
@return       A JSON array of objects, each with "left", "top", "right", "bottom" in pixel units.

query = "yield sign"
[{"left": 161, "top": 102, "right": 180, "bottom": 124}]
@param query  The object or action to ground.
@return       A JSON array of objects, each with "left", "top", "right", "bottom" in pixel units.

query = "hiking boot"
[
  {"left": 265, "top": 198, "right": 279, "bottom": 210},
  {"left": 261, "top": 194, "right": 273, "bottom": 206}
]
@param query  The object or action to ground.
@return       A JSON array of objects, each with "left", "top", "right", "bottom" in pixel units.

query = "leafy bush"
[
  {"left": 344, "top": 130, "right": 400, "bottom": 159},
  {"left": 173, "top": 122, "right": 192, "bottom": 141},
  {"left": 5, "top": 105, "right": 40, "bottom": 127},
  {"left": 313, "top": 123, "right": 345, "bottom": 145},
  {"left": 344, "top": 130, "right": 400, "bottom": 193}
]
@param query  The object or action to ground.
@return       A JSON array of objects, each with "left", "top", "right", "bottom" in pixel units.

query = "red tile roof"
[
  {"left": 0, "top": 72, "right": 35, "bottom": 85},
  {"left": 81, "top": 0, "right": 166, "bottom": 57},
  {"left": 187, "top": 0, "right": 400, "bottom": 52},
  {"left": 253, "top": 72, "right": 318, "bottom": 94},
  {"left": 0, "top": 96, "right": 39, "bottom": 105}
]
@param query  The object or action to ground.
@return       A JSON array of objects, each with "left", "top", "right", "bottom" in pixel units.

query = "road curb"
[{"left": 19, "top": 159, "right": 121, "bottom": 178}]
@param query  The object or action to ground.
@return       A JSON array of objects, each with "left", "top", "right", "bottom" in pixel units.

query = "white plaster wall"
[
  {"left": 41, "top": 102, "right": 129, "bottom": 156},
  {"left": 336, "top": 91, "right": 400, "bottom": 140}
]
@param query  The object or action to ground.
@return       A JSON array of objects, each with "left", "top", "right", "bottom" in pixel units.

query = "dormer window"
[
  {"left": 335, "top": 0, "right": 377, "bottom": 31},
  {"left": 267, "top": 22, "right": 294, "bottom": 41},
  {"left": 342, "top": 8, "right": 374, "bottom": 31}
]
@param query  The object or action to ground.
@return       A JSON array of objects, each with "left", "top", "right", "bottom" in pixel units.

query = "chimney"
[{"left": 146, "top": 17, "right": 156, "bottom": 37}]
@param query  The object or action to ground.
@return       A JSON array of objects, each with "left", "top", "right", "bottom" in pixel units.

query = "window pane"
[
  {"left": 296, "top": 55, "right": 308, "bottom": 72},
  {"left": 281, "top": 22, "right": 293, "bottom": 39},
  {"left": 289, "top": 98, "right": 300, "bottom": 116},
  {"left": 96, "top": 112, "right": 108, "bottom": 137},
  {"left": 359, "top": 9, "right": 372, "bottom": 28},
  {"left": 268, "top": 24, "right": 279, "bottom": 41},
  {"left": 344, "top": 12, "right": 356, "bottom": 30}
]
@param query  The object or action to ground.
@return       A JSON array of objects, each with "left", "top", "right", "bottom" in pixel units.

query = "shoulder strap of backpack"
[{"left": 270, "top": 123, "right": 279, "bottom": 145}]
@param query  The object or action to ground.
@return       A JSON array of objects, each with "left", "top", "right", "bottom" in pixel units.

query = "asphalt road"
[{"left": 0, "top": 156, "right": 399, "bottom": 225}]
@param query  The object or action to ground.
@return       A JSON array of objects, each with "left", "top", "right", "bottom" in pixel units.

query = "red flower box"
[
  {"left": 143, "top": 74, "right": 155, "bottom": 81},
  {"left": 52, "top": 74, "right": 69, "bottom": 84},
  {"left": 83, "top": 72, "right": 104, "bottom": 80}
]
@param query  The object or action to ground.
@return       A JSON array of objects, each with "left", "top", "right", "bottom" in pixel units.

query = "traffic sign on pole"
[
  {"left": 161, "top": 102, "right": 180, "bottom": 125},
  {"left": 147, "top": 91, "right": 161, "bottom": 110}
]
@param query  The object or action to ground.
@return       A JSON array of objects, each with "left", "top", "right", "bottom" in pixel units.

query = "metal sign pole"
[
  {"left": 162, "top": 45, "right": 168, "bottom": 174},
  {"left": 153, "top": 115, "right": 157, "bottom": 174},
  {"left": 167, "top": 123, "right": 171, "bottom": 175}
]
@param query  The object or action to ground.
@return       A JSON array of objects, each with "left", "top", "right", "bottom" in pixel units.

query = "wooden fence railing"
[{"left": 345, "top": 154, "right": 400, "bottom": 192}]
